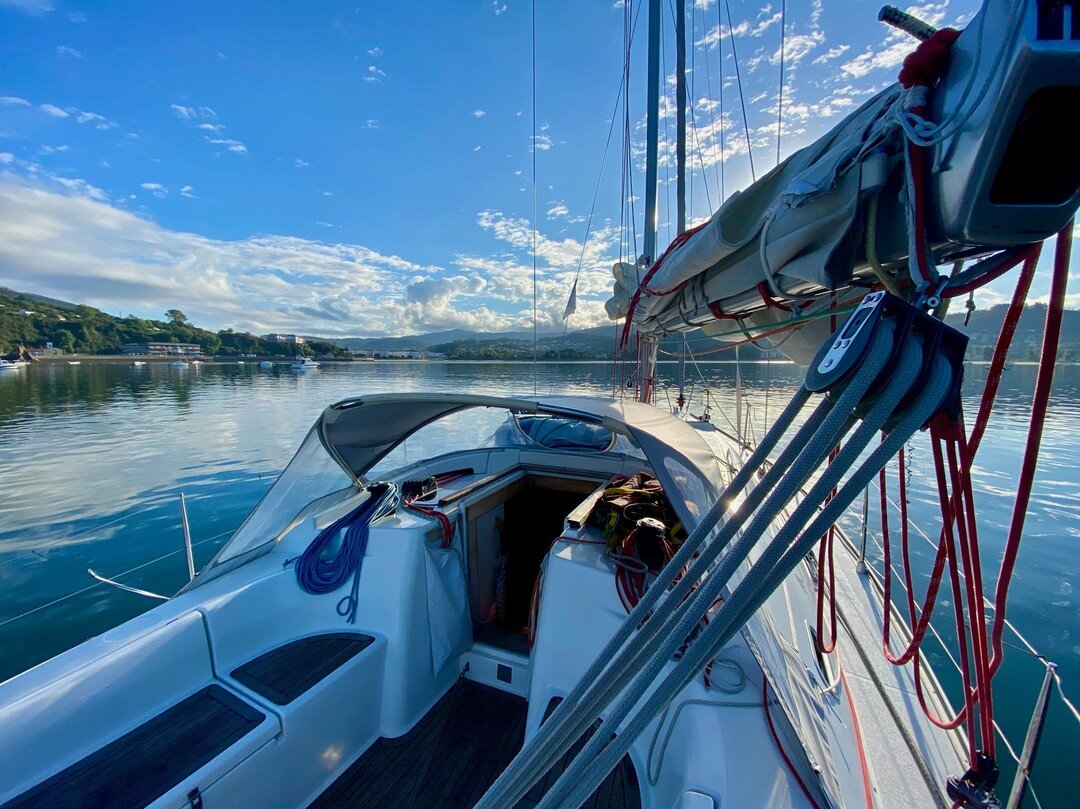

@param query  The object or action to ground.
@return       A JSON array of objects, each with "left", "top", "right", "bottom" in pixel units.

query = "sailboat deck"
[{"left": 312, "top": 678, "right": 640, "bottom": 809}]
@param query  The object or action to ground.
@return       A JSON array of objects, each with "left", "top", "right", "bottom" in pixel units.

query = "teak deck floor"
[{"left": 312, "top": 678, "right": 640, "bottom": 809}]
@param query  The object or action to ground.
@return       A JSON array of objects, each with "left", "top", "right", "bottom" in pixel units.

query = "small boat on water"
[
  {"left": 169, "top": 360, "right": 188, "bottom": 368},
  {"left": 0, "top": 359, "right": 28, "bottom": 371},
  {"left": 129, "top": 361, "right": 146, "bottom": 367},
  {"left": 291, "top": 356, "right": 319, "bottom": 372},
  {"left": 67, "top": 361, "right": 81, "bottom": 366},
  {"left": 259, "top": 360, "right": 274, "bottom": 369}
]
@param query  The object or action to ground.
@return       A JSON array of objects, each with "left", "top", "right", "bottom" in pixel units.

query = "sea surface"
[{"left": 1, "top": 359, "right": 1077, "bottom": 806}]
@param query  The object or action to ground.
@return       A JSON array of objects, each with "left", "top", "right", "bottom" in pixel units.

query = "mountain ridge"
[{"left": 4, "top": 285, "right": 1080, "bottom": 361}]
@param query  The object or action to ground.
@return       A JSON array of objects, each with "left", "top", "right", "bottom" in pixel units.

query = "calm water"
[{"left": 1, "top": 359, "right": 1077, "bottom": 805}]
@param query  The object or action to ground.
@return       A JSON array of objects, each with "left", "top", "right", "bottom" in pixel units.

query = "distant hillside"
[
  {"left": 944, "top": 302, "right": 1080, "bottom": 359},
  {"left": 338, "top": 303, "right": 1080, "bottom": 361},
  {"left": 0, "top": 288, "right": 350, "bottom": 358},
  {"left": 421, "top": 325, "right": 780, "bottom": 360},
  {"left": 338, "top": 328, "right": 560, "bottom": 352},
  {"left": 4, "top": 285, "right": 1077, "bottom": 361}
]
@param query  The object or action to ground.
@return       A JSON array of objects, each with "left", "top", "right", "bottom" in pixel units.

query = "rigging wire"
[
  {"left": 0, "top": 526, "right": 236, "bottom": 630},
  {"left": 666, "top": 0, "right": 714, "bottom": 216},
  {"left": 776, "top": 0, "right": 786, "bottom": 164},
  {"left": 550, "top": 25, "right": 634, "bottom": 390},
  {"left": 722, "top": 0, "right": 756, "bottom": 181},
  {"left": 697, "top": 0, "right": 723, "bottom": 199},
  {"left": 531, "top": 0, "right": 538, "bottom": 394},
  {"left": 717, "top": 0, "right": 726, "bottom": 203}
]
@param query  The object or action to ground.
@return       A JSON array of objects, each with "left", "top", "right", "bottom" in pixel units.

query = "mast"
[
  {"left": 637, "top": 0, "right": 662, "bottom": 404},
  {"left": 675, "top": 0, "right": 687, "bottom": 414},
  {"left": 675, "top": 0, "right": 686, "bottom": 237},
  {"left": 642, "top": 0, "right": 661, "bottom": 265}
]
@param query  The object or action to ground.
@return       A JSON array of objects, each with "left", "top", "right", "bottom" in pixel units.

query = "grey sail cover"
[{"left": 606, "top": 85, "right": 908, "bottom": 364}]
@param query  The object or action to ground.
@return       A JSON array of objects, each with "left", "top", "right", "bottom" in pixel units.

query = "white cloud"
[
  {"left": 180, "top": 185, "right": 196, "bottom": 198},
  {"left": 0, "top": 175, "right": 621, "bottom": 336},
  {"left": 294, "top": 158, "right": 310, "bottom": 168},
  {"left": 839, "top": 2, "right": 952, "bottom": 78},
  {"left": 0, "top": 175, "right": 512, "bottom": 336},
  {"left": 170, "top": 104, "right": 216, "bottom": 121},
  {"left": 50, "top": 176, "right": 107, "bottom": 201},
  {"left": 140, "top": 182, "right": 169, "bottom": 198},
  {"left": 67, "top": 10, "right": 87, "bottom": 22},
  {"left": 472, "top": 109, "right": 486, "bottom": 118},
  {"left": 206, "top": 137, "right": 247, "bottom": 154},
  {"left": 315, "top": 221, "right": 334, "bottom": 228},
  {"left": 1, "top": 96, "right": 30, "bottom": 107},
  {"left": 322, "top": 191, "right": 334, "bottom": 197},
  {"left": 531, "top": 134, "right": 553, "bottom": 151},
  {"left": 172, "top": 105, "right": 245, "bottom": 154},
  {"left": 697, "top": 9, "right": 781, "bottom": 48},
  {"left": 364, "top": 119, "right": 381, "bottom": 129},
  {"left": 813, "top": 44, "right": 850, "bottom": 65},
  {"left": 55, "top": 45, "right": 83, "bottom": 58},
  {"left": 839, "top": 41, "right": 912, "bottom": 79},
  {"left": 38, "top": 144, "right": 70, "bottom": 155},
  {"left": 0, "top": 0, "right": 53, "bottom": 14},
  {"left": 367, "top": 46, "right": 383, "bottom": 58},
  {"left": 363, "top": 65, "right": 387, "bottom": 82},
  {"left": 0, "top": 152, "right": 14, "bottom": 164},
  {"left": 546, "top": 202, "right": 569, "bottom": 219},
  {"left": 72, "top": 110, "right": 115, "bottom": 130},
  {"left": 39, "top": 103, "right": 69, "bottom": 118}
]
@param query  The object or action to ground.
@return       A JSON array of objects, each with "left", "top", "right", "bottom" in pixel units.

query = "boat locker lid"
[{"left": 318, "top": 393, "right": 722, "bottom": 531}]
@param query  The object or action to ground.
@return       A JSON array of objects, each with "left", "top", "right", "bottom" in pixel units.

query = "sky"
[{"left": 3, "top": 0, "right": 1051, "bottom": 341}]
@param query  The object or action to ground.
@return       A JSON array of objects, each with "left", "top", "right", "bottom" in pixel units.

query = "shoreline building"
[
  {"left": 121, "top": 341, "right": 203, "bottom": 357},
  {"left": 263, "top": 333, "right": 306, "bottom": 346}
]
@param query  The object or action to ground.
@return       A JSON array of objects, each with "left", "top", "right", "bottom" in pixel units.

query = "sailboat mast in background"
[{"left": 636, "top": 0, "right": 662, "bottom": 404}]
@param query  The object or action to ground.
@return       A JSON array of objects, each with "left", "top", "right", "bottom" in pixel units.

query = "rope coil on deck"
[{"left": 294, "top": 482, "right": 400, "bottom": 624}]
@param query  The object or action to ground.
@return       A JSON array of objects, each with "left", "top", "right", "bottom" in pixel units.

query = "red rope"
[
  {"left": 871, "top": 228, "right": 1068, "bottom": 767},
  {"left": 986, "top": 220, "right": 1072, "bottom": 677},
  {"left": 942, "top": 246, "right": 1039, "bottom": 299},
  {"left": 943, "top": 424, "right": 995, "bottom": 755},
  {"left": 757, "top": 281, "right": 793, "bottom": 312},
  {"left": 879, "top": 248, "right": 1040, "bottom": 666},
  {"left": 404, "top": 500, "right": 454, "bottom": 548}
]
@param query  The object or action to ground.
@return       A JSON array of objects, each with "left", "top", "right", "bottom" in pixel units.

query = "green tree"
[{"left": 165, "top": 309, "right": 188, "bottom": 324}]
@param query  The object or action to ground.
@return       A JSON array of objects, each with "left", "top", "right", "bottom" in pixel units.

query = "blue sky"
[{"left": 0, "top": 0, "right": 1017, "bottom": 338}]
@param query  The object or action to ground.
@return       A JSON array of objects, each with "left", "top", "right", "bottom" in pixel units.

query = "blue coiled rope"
[{"left": 294, "top": 482, "right": 400, "bottom": 624}]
